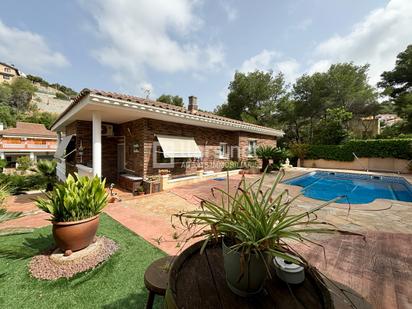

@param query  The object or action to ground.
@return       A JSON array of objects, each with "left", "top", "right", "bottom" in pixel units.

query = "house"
[
  {"left": 51, "top": 89, "right": 283, "bottom": 185},
  {"left": 0, "top": 62, "right": 20, "bottom": 84},
  {"left": 0, "top": 122, "right": 57, "bottom": 167}
]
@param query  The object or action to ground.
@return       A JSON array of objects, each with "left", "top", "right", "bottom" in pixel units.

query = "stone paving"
[{"left": 1, "top": 169, "right": 412, "bottom": 308}]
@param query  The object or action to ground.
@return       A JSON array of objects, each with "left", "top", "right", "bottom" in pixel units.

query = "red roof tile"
[
  {"left": 0, "top": 122, "right": 56, "bottom": 138},
  {"left": 52, "top": 88, "right": 283, "bottom": 135}
]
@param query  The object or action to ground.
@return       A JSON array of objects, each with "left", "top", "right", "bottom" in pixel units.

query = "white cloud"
[
  {"left": 239, "top": 49, "right": 300, "bottom": 83},
  {"left": 308, "top": 60, "right": 331, "bottom": 74},
  {"left": 0, "top": 20, "right": 68, "bottom": 73},
  {"left": 311, "top": 0, "right": 412, "bottom": 84},
  {"left": 219, "top": 0, "right": 238, "bottom": 22},
  {"left": 80, "top": 0, "right": 225, "bottom": 91}
]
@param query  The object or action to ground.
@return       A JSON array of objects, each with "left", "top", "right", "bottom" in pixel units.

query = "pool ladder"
[{"left": 352, "top": 153, "right": 368, "bottom": 172}]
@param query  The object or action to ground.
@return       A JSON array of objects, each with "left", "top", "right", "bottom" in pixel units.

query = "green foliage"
[
  {"left": 0, "top": 208, "right": 22, "bottom": 223},
  {"left": 16, "top": 156, "right": 33, "bottom": 172},
  {"left": 175, "top": 171, "right": 343, "bottom": 263},
  {"left": 54, "top": 92, "right": 69, "bottom": 100},
  {"left": 26, "top": 75, "right": 77, "bottom": 97},
  {"left": 36, "top": 160, "right": 57, "bottom": 191},
  {"left": 289, "top": 143, "right": 309, "bottom": 159},
  {"left": 0, "top": 104, "right": 16, "bottom": 127},
  {"left": 157, "top": 94, "right": 184, "bottom": 107},
  {"left": 279, "top": 63, "right": 378, "bottom": 143},
  {"left": 0, "top": 159, "right": 7, "bottom": 170},
  {"left": 0, "top": 174, "right": 47, "bottom": 194},
  {"left": 36, "top": 174, "right": 108, "bottom": 222},
  {"left": 17, "top": 111, "right": 58, "bottom": 129},
  {"left": 9, "top": 77, "right": 37, "bottom": 110},
  {"left": 306, "top": 139, "right": 412, "bottom": 161},
  {"left": 255, "top": 145, "right": 277, "bottom": 160},
  {"left": 215, "top": 70, "right": 289, "bottom": 127},
  {"left": 379, "top": 45, "right": 412, "bottom": 132},
  {"left": 313, "top": 107, "right": 352, "bottom": 145},
  {"left": 0, "top": 214, "right": 165, "bottom": 308}
]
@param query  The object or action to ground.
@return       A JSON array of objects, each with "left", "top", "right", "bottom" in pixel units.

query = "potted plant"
[
  {"left": 159, "top": 169, "right": 170, "bottom": 176},
  {"left": 143, "top": 175, "right": 161, "bottom": 194},
  {"left": 175, "top": 171, "right": 347, "bottom": 297},
  {"left": 289, "top": 143, "right": 309, "bottom": 167},
  {"left": 256, "top": 145, "right": 276, "bottom": 171},
  {"left": 245, "top": 158, "right": 259, "bottom": 174},
  {"left": 136, "top": 185, "right": 145, "bottom": 195},
  {"left": 35, "top": 173, "right": 108, "bottom": 255}
]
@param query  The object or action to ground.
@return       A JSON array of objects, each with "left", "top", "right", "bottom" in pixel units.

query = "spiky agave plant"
[
  {"left": 0, "top": 184, "right": 23, "bottom": 224},
  {"left": 36, "top": 173, "right": 108, "bottom": 222},
  {"left": 175, "top": 170, "right": 349, "bottom": 266}
]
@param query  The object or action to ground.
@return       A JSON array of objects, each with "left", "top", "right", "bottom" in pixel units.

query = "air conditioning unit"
[{"left": 101, "top": 124, "right": 114, "bottom": 136}]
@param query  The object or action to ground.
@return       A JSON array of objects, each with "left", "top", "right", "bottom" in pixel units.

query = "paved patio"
[{"left": 1, "top": 169, "right": 411, "bottom": 308}]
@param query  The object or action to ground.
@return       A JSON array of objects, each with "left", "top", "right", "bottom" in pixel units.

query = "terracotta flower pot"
[{"left": 52, "top": 215, "right": 100, "bottom": 252}]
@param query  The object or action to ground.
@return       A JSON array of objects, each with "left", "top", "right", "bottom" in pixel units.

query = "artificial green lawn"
[{"left": 0, "top": 214, "right": 165, "bottom": 308}]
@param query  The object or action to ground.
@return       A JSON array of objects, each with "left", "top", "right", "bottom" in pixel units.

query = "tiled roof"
[
  {"left": 52, "top": 88, "right": 283, "bottom": 135},
  {"left": 0, "top": 122, "right": 56, "bottom": 138}
]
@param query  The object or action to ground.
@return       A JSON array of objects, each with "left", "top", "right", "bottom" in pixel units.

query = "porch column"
[
  {"left": 57, "top": 131, "right": 62, "bottom": 146},
  {"left": 92, "top": 111, "right": 102, "bottom": 178},
  {"left": 0, "top": 152, "right": 4, "bottom": 160}
]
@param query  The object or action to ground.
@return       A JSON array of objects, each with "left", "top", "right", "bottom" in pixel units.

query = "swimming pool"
[{"left": 283, "top": 171, "right": 412, "bottom": 204}]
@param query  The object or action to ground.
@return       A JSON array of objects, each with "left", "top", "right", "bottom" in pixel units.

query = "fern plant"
[{"left": 36, "top": 174, "right": 108, "bottom": 222}]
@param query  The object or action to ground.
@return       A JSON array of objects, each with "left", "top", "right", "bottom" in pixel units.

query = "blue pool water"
[{"left": 283, "top": 171, "right": 412, "bottom": 204}]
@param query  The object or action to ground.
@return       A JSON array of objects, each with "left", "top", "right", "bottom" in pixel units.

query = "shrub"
[
  {"left": 16, "top": 156, "right": 33, "bottom": 172},
  {"left": 36, "top": 174, "right": 108, "bottom": 222},
  {"left": 289, "top": 143, "right": 309, "bottom": 159},
  {"left": 306, "top": 139, "right": 412, "bottom": 161},
  {"left": 0, "top": 174, "right": 47, "bottom": 194}
]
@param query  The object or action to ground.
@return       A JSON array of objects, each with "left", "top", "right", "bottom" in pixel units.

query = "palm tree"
[
  {"left": 256, "top": 145, "right": 276, "bottom": 171},
  {"left": 36, "top": 160, "right": 57, "bottom": 191}
]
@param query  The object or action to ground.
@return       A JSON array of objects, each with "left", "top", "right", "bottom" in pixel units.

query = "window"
[
  {"left": 219, "top": 143, "right": 228, "bottom": 159},
  {"left": 248, "top": 140, "right": 257, "bottom": 157},
  {"left": 4, "top": 67, "right": 11, "bottom": 72},
  {"left": 3, "top": 75, "right": 10, "bottom": 80}
]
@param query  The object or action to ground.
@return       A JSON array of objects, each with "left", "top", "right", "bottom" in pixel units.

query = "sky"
[{"left": 0, "top": 0, "right": 411, "bottom": 111}]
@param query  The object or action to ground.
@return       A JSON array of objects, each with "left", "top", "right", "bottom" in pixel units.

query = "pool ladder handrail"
[{"left": 352, "top": 152, "right": 369, "bottom": 172}]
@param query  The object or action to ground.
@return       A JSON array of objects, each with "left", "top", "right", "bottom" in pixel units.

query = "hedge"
[{"left": 306, "top": 139, "right": 412, "bottom": 162}]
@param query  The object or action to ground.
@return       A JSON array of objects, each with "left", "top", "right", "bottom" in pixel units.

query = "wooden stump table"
[
  {"left": 165, "top": 240, "right": 370, "bottom": 309},
  {"left": 144, "top": 256, "right": 174, "bottom": 309}
]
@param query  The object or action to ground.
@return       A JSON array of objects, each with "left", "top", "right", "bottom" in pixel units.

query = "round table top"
[
  {"left": 144, "top": 256, "right": 174, "bottom": 296},
  {"left": 166, "top": 240, "right": 371, "bottom": 309}
]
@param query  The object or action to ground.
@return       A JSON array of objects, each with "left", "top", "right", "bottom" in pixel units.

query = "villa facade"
[
  {"left": 51, "top": 89, "right": 283, "bottom": 184},
  {"left": 0, "top": 122, "right": 57, "bottom": 167},
  {"left": 0, "top": 62, "right": 20, "bottom": 84}
]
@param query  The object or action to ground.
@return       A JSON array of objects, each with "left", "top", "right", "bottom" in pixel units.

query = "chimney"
[{"left": 188, "top": 96, "right": 198, "bottom": 113}]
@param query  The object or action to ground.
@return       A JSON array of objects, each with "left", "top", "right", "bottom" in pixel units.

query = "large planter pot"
[
  {"left": 222, "top": 239, "right": 268, "bottom": 297},
  {"left": 52, "top": 215, "right": 100, "bottom": 252}
]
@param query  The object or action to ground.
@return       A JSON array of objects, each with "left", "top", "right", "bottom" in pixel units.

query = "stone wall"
[{"left": 302, "top": 158, "right": 410, "bottom": 174}]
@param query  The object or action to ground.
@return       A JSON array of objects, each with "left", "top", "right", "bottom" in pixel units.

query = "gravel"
[{"left": 29, "top": 236, "right": 119, "bottom": 280}]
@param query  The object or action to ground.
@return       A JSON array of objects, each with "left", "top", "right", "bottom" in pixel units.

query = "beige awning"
[
  {"left": 156, "top": 135, "right": 202, "bottom": 158},
  {"left": 54, "top": 135, "right": 74, "bottom": 158}
]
